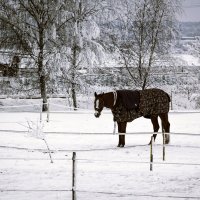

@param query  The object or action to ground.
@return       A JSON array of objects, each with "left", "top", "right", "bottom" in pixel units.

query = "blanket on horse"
[
  {"left": 112, "top": 88, "right": 170, "bottom": 122},
  {"left": 117, "top": 90, "right": 140, "bottom": 110}
]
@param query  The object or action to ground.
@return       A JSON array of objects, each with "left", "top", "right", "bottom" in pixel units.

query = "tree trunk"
[
  {"left": 40, "top": 74, "right": 48, "bottom": 111},
  {"left": 38, "top": 28, "right": 48, "bottom": 111},
  {"left": 70, "top": 33, "right": 78, "bottom": 110},
  {"left": 71, "top": 83, "right": 77, "bottom": 110}
]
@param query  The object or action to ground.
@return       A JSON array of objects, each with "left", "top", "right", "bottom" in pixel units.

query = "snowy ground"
[{"left": 0, "top": 108, "right": 200, "bottom": 200}]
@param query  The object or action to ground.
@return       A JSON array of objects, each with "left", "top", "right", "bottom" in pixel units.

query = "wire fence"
[
  {"left": 1, "top": 154, "right": 200, "bottom": 167},
  {"left": 1, "top": 189, "right": 200, "bottom": 199},
  {"left": 1, "top": 101, "right": 200, "bottom": 112},
  {"left": 1, "top": 153, "right": 200, "bottom": 200},
  {"left": 1, "top": 147, "right": 200, "bottom": 199},
  {"left": 1, "top": 102, "right": 200, "bottom": 199}
]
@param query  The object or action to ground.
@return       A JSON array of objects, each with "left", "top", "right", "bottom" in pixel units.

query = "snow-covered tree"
[
  {"left": 0, "top": 0, "right": 62, "bottom": 110},
  {"left": 53, "top": 0, "right": 105, "bottom": 109},
  {"left": 0, "top": 0, "right": 107, "bottom": 109},
  {"left": 109, "top": 0, "right": 181, "bottom": 90}
]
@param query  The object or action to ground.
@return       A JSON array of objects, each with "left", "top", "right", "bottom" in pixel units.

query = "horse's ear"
[{"left": 94, "top": 92, "right": 97, "bottom": 97}]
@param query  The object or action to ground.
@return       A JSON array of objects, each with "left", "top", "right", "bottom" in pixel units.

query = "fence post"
[
  {"left": 163, "top": 132, "right": 166, "bottom": 161},
  {"left": 150, "top": 136, "right": 153, "bottom": 171},
  {"left": 72, "top": 152, "right": 76, "bottom": 200}
]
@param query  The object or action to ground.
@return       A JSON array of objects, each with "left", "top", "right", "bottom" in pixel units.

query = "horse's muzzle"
[{"left": 94, "top": 111, "right": 101, "bottom": 118}]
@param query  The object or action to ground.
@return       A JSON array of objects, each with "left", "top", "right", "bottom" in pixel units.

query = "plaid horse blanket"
[{"left": 112, "top": 88, "right": 170, "bottom": 122}]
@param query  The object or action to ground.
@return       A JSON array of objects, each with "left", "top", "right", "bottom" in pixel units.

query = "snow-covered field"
[{"left": 1, "top": 107, "right": 200, "bottom": 200}]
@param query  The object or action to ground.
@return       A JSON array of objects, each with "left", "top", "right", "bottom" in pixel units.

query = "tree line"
[{"left": 0, "top": 0, "right": 181, "bottom": 110}]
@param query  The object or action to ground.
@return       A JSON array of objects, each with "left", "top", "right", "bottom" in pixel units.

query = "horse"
[{"left": 94, "top": 88, "right": 170, "bottom": 147}]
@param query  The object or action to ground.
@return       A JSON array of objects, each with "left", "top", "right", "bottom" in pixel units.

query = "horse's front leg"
[
  {"left": 117, "top": 122, "right": 127, "bottom": 147},
  {"left": 149, "top": 115, "right": 159, "bottom": 144}
]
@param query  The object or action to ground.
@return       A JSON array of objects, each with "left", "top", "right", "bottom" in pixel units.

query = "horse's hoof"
[
  {"left": 149, "top": 138, "right": 155, "bottom": 145},
  {"left": 164, "top": 135, "right": 170, "bottom": 144},
  {"left": 165, "top": 140, "right": 170, "bottom": 144},
  {"left": 148, "top": 140, "right": 154, "bottom": 145},
  {"left": 117, "top": 144, "right": 124, "bottom": 147}
]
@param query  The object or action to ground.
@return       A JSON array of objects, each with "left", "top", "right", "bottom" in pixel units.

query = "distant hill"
[{"left": 179, "top": 22, "right": 200, "bottom": 37}]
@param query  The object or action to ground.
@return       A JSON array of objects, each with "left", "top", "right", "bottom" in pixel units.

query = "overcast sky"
[{"left": 178, "top": 0, "right": 200, "bottom": 22}]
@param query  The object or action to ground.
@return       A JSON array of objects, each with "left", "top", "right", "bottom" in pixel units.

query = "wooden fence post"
[
  {"left": 150, "top": 136, "right": 153, "bottom": 171},
  {"left": 72, "top": 152, "right": 76, "bottom": 200}
]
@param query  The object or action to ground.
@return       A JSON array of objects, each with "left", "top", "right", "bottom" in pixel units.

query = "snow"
[
  {"left": 174, "top": 54, "right": 200, "bottom": 66},
  {"left": 0, "top": 103, "right": 200, "bottom": 200}
]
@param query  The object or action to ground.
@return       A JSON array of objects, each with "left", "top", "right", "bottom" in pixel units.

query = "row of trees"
[{"left": 0, "top": 0, "right": 181, "bottom": 110}]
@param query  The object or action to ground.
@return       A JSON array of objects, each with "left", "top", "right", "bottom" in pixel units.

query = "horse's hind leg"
[
  {"left": 117, "top": 122, "right": 127, "bottom": 147},
  {"left": 149, "top": 115, "right": 159, "bottom": 144},
  {"left": 117, "top": 122, "right": 122, "bottom": 147},
  {"left": 159, "top": 113, "right": 170, "bottom": 144}
]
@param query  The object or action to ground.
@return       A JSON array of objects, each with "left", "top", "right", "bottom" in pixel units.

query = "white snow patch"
[{"left": 0, "top": 109, "right": 200, "bottom": 200}]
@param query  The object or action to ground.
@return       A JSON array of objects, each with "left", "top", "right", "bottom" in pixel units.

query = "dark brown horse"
[{"left": 94, "top": 88, "right": 170, "bottom": 147}]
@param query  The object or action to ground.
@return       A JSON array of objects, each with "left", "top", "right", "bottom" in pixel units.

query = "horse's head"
[{"left": 94, "top": 92, "right": 104, "bottom": 118}]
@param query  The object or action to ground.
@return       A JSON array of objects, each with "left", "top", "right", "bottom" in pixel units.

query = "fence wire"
[
  {"left": 1, "top": 189, "right": 200, "bottom": 199},
  {"left": 1, "top": 103, "right": 200, "bottom": 199},
  {"left": 76, "top": 190, "right": 200, "bottom": 199}
]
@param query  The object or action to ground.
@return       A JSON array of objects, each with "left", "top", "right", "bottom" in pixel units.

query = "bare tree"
[
  {"left": 0, "top": 0, "right": 61, "bottom": 111},
  {"left": 111, "top": 0, "right": 181, "bottom": 90}
]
